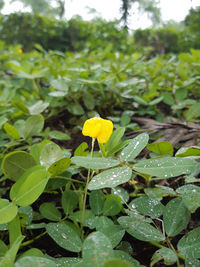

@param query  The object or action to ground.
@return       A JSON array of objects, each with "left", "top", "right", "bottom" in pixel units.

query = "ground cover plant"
[{"left": 0, "top": 42, "right": 200, "bottom": 267}]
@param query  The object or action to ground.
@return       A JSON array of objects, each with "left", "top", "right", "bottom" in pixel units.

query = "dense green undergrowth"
[{"left": 0, "top": 43, "right": 200, "bottom": 267}]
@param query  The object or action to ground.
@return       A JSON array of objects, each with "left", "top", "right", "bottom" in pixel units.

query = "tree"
[
  {"left": 0, "top": 0, "right": 4, "bottom": 12},
  {"left": 120, "top": 0, "right": 161, "bottom": 28},
  {"left": 10, "top": 0, "right": 66, "bottom": 19}
]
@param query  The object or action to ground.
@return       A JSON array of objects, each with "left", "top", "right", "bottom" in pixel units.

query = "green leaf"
[
  {"left": 48, "top": 158, "right": 71, "bottom": 176},
  {"left": 49, "top": 257, "right": 81, "bottom": 267},
  {"left": 147, "top": 141, "right": 173, "bottom": 156},
  {"left": 150, "top": 248, "right": 178, "bottom": 267},
  {"left": 94, "top": 216, "right": 114, "bottom": 231},
  {"left": 133, "top": 96, "right": 148, "bottom": 105},
  {"left": 0, "top": 240, "right": 8, "bottom": 257},
  {"left": 102, "top": 258, "right": 134, "bottom": 267},
  {"left": 111, "top": 187, "right": 129, "bottom": 203},
  {"left": 50, "top": 78, "right": 69, "bottom": 91},
  {"left": 67, "top": 103, "right": 84, "bottom": 115},
  {"left": 185, "top": 259, "right": 200, "bottom": 267},
  {"left": 46, "top": 222, "right": 82, "bottom": 252},
  {"left": 1, "top": 151, "right": 36, "bottom": 181},
  {"left": 182, "top": 191, "right": 200, "bottom": 213},
  {"left": 40, "top": 142, "right": 63, "bottom": 168},
  {"left": 113, "top": 250, "right": 144, "bottom": 267},
  {"left": 69, "top": 210, "right": 96, "bottom": 229},
  {"left": 74, "top": 142, "right": 89, "bottom": 157},
  {"left": 83, "top": 91, "right": 95, "bottom": 110},
  {"left": 0, "top": 199, "right": 18, "bottom": 224},
  {"left": 100, "top": 225, "right": 125, "bottom": 248},
  {"left": 106, "top": 127, "right": 125, "bottom": 152},
  {"left": 3, "top": 123, "right": 20, "bottom": 140},
  {"left": 23, "top": 114, "right": 44, "bottom": 139},
  {"left": 178, "top": 226, "right": 200, "bottom": 259},
  {"left": 103, "top": 195, "right": 122, "bottom": 216},
  {"left": 107, "top": 140, "right": 130, "bottom": 157},
  {"left": 8, "top": 214, "right": 21, "bottom": 246},
  {"left": 163, "top": 198, "right": 190, "bottom": 237},
  {"left": 28, "top": 101, "right": 49, "bottom": 115},
  {"left": 39, "top": 202, "right": 62, "bottom": 221},
  {"left": 61, "top": 190, "right": 79, "bottom": 215},
  {"left": 175, "top": 146, "right": 200, "bottom": 157},
  {"left": 14, "top": 256, "right": 56, "bottom": 267},
  {"left": 185, "top": 102, "right": 200, "bottom": 120},
  {"left": 17, "top": 248, "right": 44, "bottom": 260},
  {"left": 71, "top": 156, "right": 120, "bottom": 170},
  {"left": 82, "top": 231, "right": 114, "bottom": 265},
  {"left": 89, "top": 190, "right": 105, "bottom": 215},
  {"left": 130, "top": 196, "right": 164, "bottom": 219},
  {"left": 0, "top": 236, "right": 24, "bottom": 267},
  {"left": 49, "top": 130, "right": 70, "bottom": 140},
  {"left": 10, "top": 166, "right": 49, "bottom": 207},
  {"left": 134, "top": 157, "right": 198, "bottom": 178},
  {"left": 120, "top": 133, "right": 149, "bottom": 162},
  {"left": 118, "top": 216, "right": 165, "bottom": 242},
  {"left": 88, "top": 166, "right": 132, "bottom": 190}
]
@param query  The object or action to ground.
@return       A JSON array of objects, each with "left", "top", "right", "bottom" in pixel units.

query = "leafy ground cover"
[{"left": 0, "top": 42, "right": 200, "bottom": 267}]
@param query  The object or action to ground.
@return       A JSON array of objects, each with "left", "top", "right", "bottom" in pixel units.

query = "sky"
[{"left": 2, "top": 0, "right": 200, "bottom": 29}]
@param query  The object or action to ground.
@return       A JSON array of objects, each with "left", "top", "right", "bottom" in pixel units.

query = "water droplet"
[{"left": 61, "top": 233, "right": 67, "bottom": 239}]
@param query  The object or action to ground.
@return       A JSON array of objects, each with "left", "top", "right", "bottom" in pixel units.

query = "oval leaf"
[
  {"left": 46, "top": 222, "right": 82, "bottom": 252},
  {"left": 1, "top": 151, "right": 36, "bottom": 181},
  {"left": 134, "top": 157, "right": 198, "bottom": 178},
  {"left": 0, "top": 199, "right": 18, "bottom": 224},
  {"left": 88, "top": 166, "right": 132, "bottom": 190},
  {"left": 163, "top": 198, "right": 190, "bottom": 237},
  {"left": 120, "top": 133, "right": 149, "bottom": 162},
  {"left": 71, "top": 156, "right": 120, "bottom": 170},
  {"left": 10, "top": 166, "right": 49, "bottom": 206}
]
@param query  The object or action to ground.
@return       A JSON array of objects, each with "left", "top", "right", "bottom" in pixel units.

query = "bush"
[
  {"left": 0, "top": 13, "right": 131, "bottom": 52},
  {"left": 134, "top": 27, "right": 180, "bottom": 55}
]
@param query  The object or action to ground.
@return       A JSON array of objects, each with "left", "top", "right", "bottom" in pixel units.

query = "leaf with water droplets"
[
  {"left": 89, "top": 190, "right": 105, "bottom": 215},
  {"left": 46, "top": 222, "right": 82, "bottom": 252},
  {"left": 118, "top": 216, "right": 165, "bottom": 242},
  {"left": 150, "top": 248, "right": 178, "bottom": 267},
  {"left": 185, "top": 259, "right": 200, "bottom": 267},
  {"left": 102, "top": 258, "right": 134, "bottom": 267},
  {"left": 71, "top": 156, "right": 120, "bottom": 170},
  {"left": 49, "top": 257, "right": 81, "bottom": 267},
  {"left": 61, "top": 189, "right": 79, "bottom": 215},
  {"left": 120, "top": 133, "right": 149, "bottom": 162},
  {"left": 103, "top": 195, "right": 122, "bottom": 216},
  {"left": 14, "top": 256, "right": 56, "bottom": 267},
  {"left": 82, "top": 231, "right": 114, "bottom": 266},
  {"left": 178, "top": 226, "right": 200, "bottom": 259},
  {"left": 99, "top": 225, "right": 125, "bottom": 248},
  {"left": 129, "top": 196, "right": 164, "bottom": 219},
  {"left": 111, "top": 187, "right": 129, "bottom": 203},
  {"left": 134, "top": 157, "right": 198, "bottom": 178},
  {"left": 163, "top": 198, "right": 190, "bottom": 237},
  {"left": 88, "top": 167, "right": 132, "bottom": 190},
  {"left": 40, "top": 142, "right": 63, "bottom": 168},
  {"left": 113, "top": 250, "right": 145, "bottom": 267}
]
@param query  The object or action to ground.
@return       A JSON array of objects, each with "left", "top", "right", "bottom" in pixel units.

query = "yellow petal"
[
  {"left": 82, "top": 117, "right": 113, "bottom": 143},
  {"left": 82, "top": 117, "right": 102, "bottom": 138},
  {"left": 97, "top": 119, "right": 113, "bottom": 144}
]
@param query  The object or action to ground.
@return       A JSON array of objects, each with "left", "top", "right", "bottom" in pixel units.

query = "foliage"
[
  {"left": 0, "top": 13, "right": 131, "bottom": 52},
  {"left": 0, "top": 39, "right": 200, "bottom": 266}
]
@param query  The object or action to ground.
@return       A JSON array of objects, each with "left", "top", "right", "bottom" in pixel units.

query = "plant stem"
[
  {"left": 99, "top": 142, "right": 106, "bottom": 157},
  {"left": 21, "top": 231, "right": 47, "bottom": 247},
  {"left": 81, "top": 138, "right": 95, "bottom": 241}
]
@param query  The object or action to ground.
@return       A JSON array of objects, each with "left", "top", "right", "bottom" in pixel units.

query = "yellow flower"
[
  {"left": 17, "top": 48, "right": 23, "bottom": 54},
  {"left": 82, "top": 117, "right": 113, "bottom": 144}
]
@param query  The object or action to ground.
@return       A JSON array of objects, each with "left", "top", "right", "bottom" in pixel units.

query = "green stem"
[
  {"left": 150, "top": 241, "right": 185, "bottom": 262},
  {"left": 81, "top": 138, "right": 95, "bottom": 241},
  {"left": 98, "top": 142, "right": 106, "bottom": 157},
  {"left": 21, "top": 231, "right": 47, "bottom": 247}
]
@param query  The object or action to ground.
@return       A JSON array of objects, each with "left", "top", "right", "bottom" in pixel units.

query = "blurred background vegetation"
[{"left": 0, "top": 0, "right": 199, "bottom": 54}]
